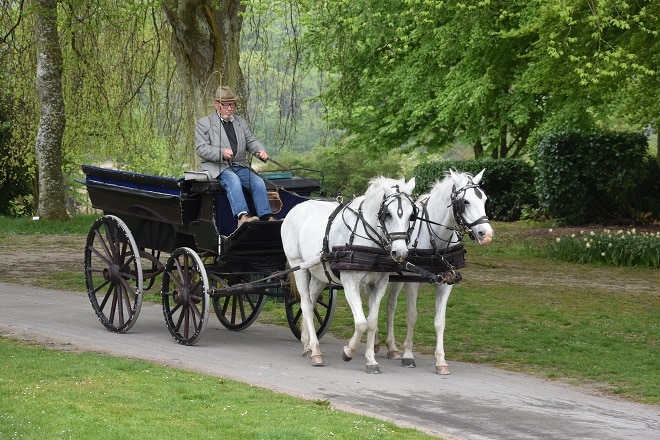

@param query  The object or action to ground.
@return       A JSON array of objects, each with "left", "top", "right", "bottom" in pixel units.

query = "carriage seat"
[{"left": 183, "top": 170, "right": 283, "bottom": 215}]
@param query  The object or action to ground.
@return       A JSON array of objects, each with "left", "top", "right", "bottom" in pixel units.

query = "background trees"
[
  {"left": 298, "top": 0, "right": 658, "bottom": 161},
  {"left": 0, "top": 0, "right": 657, "bottom": 217}
]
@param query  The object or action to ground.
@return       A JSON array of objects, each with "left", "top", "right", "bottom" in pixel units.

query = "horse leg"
[
  {"left": 294, "top": 270, "right": 325, "bottom": 366},
  {"left": 401, "top": 283, "right": 419, "bottom": 368},
  {"left": 340, "top": 279, "right": 368, "bottom": 365},
  {"left": 368, "top": 288, "right": 381, "bottom": 354},
  {"left": 385, "top": 281, "right": 403, "bottom": 360},
  {"left": 434, "top": 284, "right": 453, "bottom": 375},
  {"left": 362, "top": 279, "right": 389, "bottom": 374}
]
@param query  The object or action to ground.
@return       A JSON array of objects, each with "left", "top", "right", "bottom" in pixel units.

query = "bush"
[
  {"left": 413, "top": 158, "right": 537, "bottom": 221},
  {"left": 534, "top": 130, "right": 651, "bottom": 225}
]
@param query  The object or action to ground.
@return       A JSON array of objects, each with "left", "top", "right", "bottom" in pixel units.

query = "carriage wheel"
[
  {"left": 84, "top": 215, "right": 144, "bottom": 333},
  {"left": 211, "top": 276, "right": 266, "bottom": 331},
  {"left": 161, "top": 247, "right": 210, "bottom": 345},
  {"left": 285, "top": 287, "right": 338, "bottom": 340}
]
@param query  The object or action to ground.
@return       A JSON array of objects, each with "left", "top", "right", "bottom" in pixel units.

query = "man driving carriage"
[{"left": 194, "top": 85, "right": 276, "bottom": 229}]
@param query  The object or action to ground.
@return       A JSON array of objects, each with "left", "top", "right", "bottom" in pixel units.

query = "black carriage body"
[{"left": 81, "top": 165, "right": 321, "bottom": 258}]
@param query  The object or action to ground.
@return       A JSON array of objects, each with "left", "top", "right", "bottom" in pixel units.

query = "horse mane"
[
  {"left": 427, "top": 170, "right": 475, "bottom": 201},
  {"left": 361, "top": 176, "right": 401, "bottom": 216}
]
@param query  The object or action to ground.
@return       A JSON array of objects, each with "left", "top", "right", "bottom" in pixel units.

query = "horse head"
[
  {"left": 363, "top": 176, "right": 417, "bottom": 262},
  {"left": 449, "top": 169, "right": 493, "bottom": 245}
]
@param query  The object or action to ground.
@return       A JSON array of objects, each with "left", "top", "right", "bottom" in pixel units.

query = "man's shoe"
[{"left": 237, "top": 214, "right": 259, "bottom": 228}]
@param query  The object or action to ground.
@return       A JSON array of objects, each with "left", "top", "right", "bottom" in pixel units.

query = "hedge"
[{"left": 413, "top": 158, "right": 536, "bottom": 221}]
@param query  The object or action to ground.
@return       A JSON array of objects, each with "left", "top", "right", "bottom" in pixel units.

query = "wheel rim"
[
  {"left": 211, "top": 275, "right": 266, "bottom": 331},
  {"left": 162, "top": 247, "right": 209, "bottom": 345},
  {"left": 84, "top": 215, "right": 143, "bottom": 333},
  {"left": 285, "top": 288, "right": 337, "bottom": 340}
]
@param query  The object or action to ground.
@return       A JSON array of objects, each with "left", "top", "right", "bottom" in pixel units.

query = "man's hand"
[
  {"left": 255, "top": 150, "right": 269, "bottom": 162},
  {"left": 223, "top": 149, "right": 234, "bottom": 160}
]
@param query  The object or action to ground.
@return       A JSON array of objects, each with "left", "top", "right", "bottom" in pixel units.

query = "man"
[{"left": 194, "top": 85, "right": 275, "bottom": 229}]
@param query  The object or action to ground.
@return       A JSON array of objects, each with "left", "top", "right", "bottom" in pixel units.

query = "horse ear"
[
  {"left": 473, "top": 168, "right": 485, "bottom": 184},
  {"left": 404, "top": 177, "right": 416, "bottom": 194}
]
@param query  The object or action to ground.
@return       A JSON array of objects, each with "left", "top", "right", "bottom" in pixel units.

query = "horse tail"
[{"left": 287, "top": 269, "right": 300, "bottom": 301}]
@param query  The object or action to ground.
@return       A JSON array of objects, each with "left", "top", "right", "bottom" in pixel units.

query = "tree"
[
  {"left": 298, "top": 0, "right": 658, "bottom": 160},
  {"left": 162, "top": 0, "right": 246, "bottom": 166},
  {"left": 34, "top": 0, "right": 68, "bottom": 220}
]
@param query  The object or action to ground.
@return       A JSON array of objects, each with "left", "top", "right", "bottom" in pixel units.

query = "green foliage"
[
  {"left": 534, "top": 130, "right": 651, "bottom": 225},
  {"left": 298, "top": 0, "right": 659, "bottom": 161},
  {"left": 635, "top": 157, "right": 660, "bottom": 221},
  {"left": 0, "top": 79, "right": 35, "bottom": 216},
  {"left": 413, "top": 158, "right": 537, "bottom": 221},
  {"left": 545, "top": 228, "right": 660, "bottom": 268},
  {"left": 277, "top": 143, "right": 415, "bottom": 197}
]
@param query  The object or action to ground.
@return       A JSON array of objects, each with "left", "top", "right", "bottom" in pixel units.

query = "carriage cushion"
[{"left": 184, "top": 170, "right": 214, "bottom": 182}]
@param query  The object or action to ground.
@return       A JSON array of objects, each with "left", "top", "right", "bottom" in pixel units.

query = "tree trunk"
[
  {"left": 34, "top": 0, "right": 68, "bottom": 220},
  {"left": 473, "top": 138, "right": 483, "bottom": 159},
  {"left": 162, "top": 0, "right": 245, "bottom": 167}
]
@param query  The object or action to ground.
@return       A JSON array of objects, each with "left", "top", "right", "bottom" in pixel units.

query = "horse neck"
[
  {"left": 335, "top": 193, "right": 381, "bottom": 246},
  {"left": 418, "top": 180, "right": 459, "bottom": 245}
]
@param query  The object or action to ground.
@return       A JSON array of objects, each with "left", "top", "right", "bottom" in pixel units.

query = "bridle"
[
  {"left": 326, "top": 185, "right": 418, "bottom": 253},
  {"left": 450, "top": 180, "right": 491, "bottom": 240},
  {"left": 376, "top": 186, "right": 418, "bottom": 245}
]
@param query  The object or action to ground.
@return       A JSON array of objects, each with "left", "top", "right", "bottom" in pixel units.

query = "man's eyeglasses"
[{"left": 217, "top": 101, "right": 236, "bottom": 109}]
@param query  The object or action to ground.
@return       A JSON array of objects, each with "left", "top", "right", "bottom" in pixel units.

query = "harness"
[{"left": 320, "top": 187, "right": 416, "bottom": 283}]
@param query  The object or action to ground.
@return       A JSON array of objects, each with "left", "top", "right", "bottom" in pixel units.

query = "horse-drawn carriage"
[
  {"left": 81, "top": 164, "right": 336, "bottom": 345},
  {"left": 82, "top": 163, "right": 492, "bottom": 373}
]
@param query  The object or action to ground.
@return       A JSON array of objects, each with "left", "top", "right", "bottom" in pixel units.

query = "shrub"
[
  {"left": 413, "top": 158, "right": 537, "bottom": 221},
  {"left": 0, "top": 92, "right": 34, "bottom": 216},
  {"left": 534, "top": 130, "right": 651, "bottom": 225}
]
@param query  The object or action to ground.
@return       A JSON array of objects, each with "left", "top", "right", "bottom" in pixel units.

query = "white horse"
[
  {"left": 384, "top": 169, "right": 493, "bottom": 374},
  {"left": 281, "top": 176, "right": 417, "bottom": 374}
]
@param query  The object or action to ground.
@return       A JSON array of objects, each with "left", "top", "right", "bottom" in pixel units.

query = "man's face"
[{"left": 215, "top": 100, "right": 236, "bottom": 119}]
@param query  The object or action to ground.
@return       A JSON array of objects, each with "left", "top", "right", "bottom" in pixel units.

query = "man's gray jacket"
[{"left": 194, "top": 112, "right": 265, "bottom": 178}]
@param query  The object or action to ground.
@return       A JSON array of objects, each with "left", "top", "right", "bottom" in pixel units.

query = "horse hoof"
[
  {"left": 401, "top": 358, "right": 416, "bottom": 368},
  {"left": 366, "top": 364, "right": 381, "bottom": 374},
  {"left": 341, "top": 347, "right": 352, "bottom": 362},
  {"left": 436, "top": 365, "right": 450, "bottom": 375},
  {"left": 302, "top": 349, "right": 312, "bottom": 358},
  {"left": 387, "top": 350, "right": 401, "bottom": 360},
  {"left": 374, "top": 344, "right": 380, "bottom": 353},
  {"left": 311, "top": 355, "right": 325, "bottom": 366}
]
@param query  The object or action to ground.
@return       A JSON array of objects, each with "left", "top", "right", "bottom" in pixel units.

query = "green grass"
[
  {"left": 0, "top": 214, "right": 97, "bottom": 235},
  {"left": 0, "top": 337, "right": 433, "bottom": 440}
]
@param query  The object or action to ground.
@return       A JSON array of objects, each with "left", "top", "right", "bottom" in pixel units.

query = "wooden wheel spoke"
[{"left": 85, "top": 215, "right": 143, "bottom": 334}]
